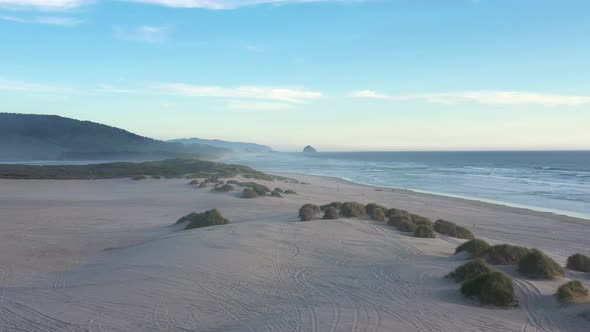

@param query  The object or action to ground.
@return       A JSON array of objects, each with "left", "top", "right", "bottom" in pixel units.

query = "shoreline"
[{"left": 271, "top": 171, "right": 590, "bottom": 223}]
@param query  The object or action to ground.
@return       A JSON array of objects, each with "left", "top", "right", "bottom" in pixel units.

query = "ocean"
[{"left": 228, "top": 151, "right": 590, "bottom": 220}]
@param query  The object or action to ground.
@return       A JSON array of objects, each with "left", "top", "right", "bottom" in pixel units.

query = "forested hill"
[{"left": 0, "top": 113, "right": 228, "bottom": 161}]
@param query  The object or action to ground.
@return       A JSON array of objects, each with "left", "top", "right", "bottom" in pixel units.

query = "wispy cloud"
[
  {"left": 128, "top": 0, "right": 354, "bottom": 9},
  {"left": 0, "top": 15, "right": 83, "bottom": 26},
  {"left": 157, "top": 83, "right": 322, "bottom": 103},
  {"left": 0, "top": 79, "right": 77, "bottom": 94},
  {"left": 227, "top": 101, "right": 294, "bottom": 110},
  {"left": 113, "top": 25, "right": 168, "bottom": 43},
  {"left": 0, "top": 0, "right": 85, "bottom": 10},
  {"left": 351, "top": 90, "right": 590, "bottom": 106}
]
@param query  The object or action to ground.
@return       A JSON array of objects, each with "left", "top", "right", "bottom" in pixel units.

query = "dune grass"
[
  {"left": 447, "top": 258, "right": 493, "bottom": 283},
  {"left": 241, "top": 188, "right": 259, "bottom": 199},
  {"left": 566, "top": 253, "right": 590, "bottom": 273},
  {"left": 518, "top": 249, "right": 564, "bottom": 279},
  {"left": 460, "top": 271, "right": 516, "bottom": 307},
  {"left": 434, "top": 219, "right": 475, "bottom": 239},
  {"left": 323, "top": 207, "right": 339, "bottom": 220},
  {"left": 483, "top": 244, "right": 531, "bottom": 265},
  {"left": 340, "top": 202, "right": 367, "bottom": 218},
  {"left": 414, "top": 225, "right": 436, "bottom": 238},
  {"left": 321, "top": 202, "right": 342, "bottom": 211},
  {"left": 365, "top": 203, "right": 387, "bottom": 215},
  {"left": 176, "top": 209, "right": 229, "bottom": 230},
  {"left": 299, "top": 204, "right": 320, "bottom": 221},
  {"left": 557, "top": 280, "right": 589, "bottom": 304},
  {"left": 455, "top": 239, "right": 491, "bottom": 258},
  {"left": 213, "top": 184, "right": 235, "bottom": 192},
  {"left": 372, "top": 208, "right": 386, "bottom": 222},
  {"left": 284, "top": 189, "right": 298, "bottom": 195}
]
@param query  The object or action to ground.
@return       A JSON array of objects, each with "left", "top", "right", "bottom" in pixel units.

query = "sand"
[{"left": 0, "top": 173, "right": 589, "bottom": 331}]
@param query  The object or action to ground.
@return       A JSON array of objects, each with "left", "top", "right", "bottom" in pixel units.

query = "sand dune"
[{"left": 0, "top": 174, "right": 588, "bottom": 331}]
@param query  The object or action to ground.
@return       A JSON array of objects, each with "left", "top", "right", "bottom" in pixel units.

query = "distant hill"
[
  {"left": 170, "top": 137, "right": 274, "bottom": 153},
  {"left": 0, "top": 113, "right": 229, "bottom": 161}
]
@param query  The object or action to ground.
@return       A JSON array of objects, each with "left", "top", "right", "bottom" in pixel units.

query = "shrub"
[
  {"left": 233, "top": 181, "right": 270, "bottom": 195},
  {"left": 557, "top": 280, "right": 589, "bottom": 303},
  {"left": 434, "top": 219, "right": 475, "bottom": 240},
  {"left": 274, "top": 188, "right": 283, "bottom": 193},
  {"left": 386, "top": 208, "right": 410, "bottom": 218},
  {"left": 460, "top": 271, "right": 516, "bottom": 307},
  {"left": 388, "top": 215, "right": 409, "bottom": 227},
  {"left": 372, "top": 208, "right": 386, "bottom": 222},
  {"left": 213, "top": 184, "right": 235, "bottom": 192},
  {"left": 518, "top": 249, "right": 564, "bottom": 279},
  {"left": 566, "top": 253, "right": 590, "bottom": 272},
  {"left": 299, "top": 204, "right": 320, "bottom": 221},
  {"left": 284, "top": 189, "right": 297, "bottom": 195},
  {"left": 483, "top": 244, "right": 531, "bottom": 265},
  {"left": 414, "top": 225, "right": 435, "bottom": 238},
  {"left": 447, "top": 258, "right": 492, "bottom": 283},
  {"left": 321, "top": 201, "right": 342, "bottom": 211},
  {"left": 455, "top": 239, "right": 491, "bottom": 258},
  {"left": 189, "top": 179, "right": 200, "bottom": 185},
  {"left": 198, "top": 182, "right": 208, "bottom": 188},
  {"left": 340, "top": 202, "right": 367, "bottom": 218},
  {"left": 409, "top": 214, "right": 433, "bottom": 227},
  {"left": 271, "top": 190, "right": 283, "bottom": 198},
  {"left": 396, "top": 219, "right": 416, "bottom": 232},
  {"left": 241, "top": 188, "right": 259, "bottom": 199},
  {"left": 365, "top": 203, "right": 387, "bottom": 215},
  {"left": 176, "top": 209, "right": 229, "bottom": 230},
  {"left": 131, "top": 175, "right": 147, "bottom": 181},
  {"left": 323, "top": 207, "right": 339, "bottom": 220},
  {"left": 227, "top": 180, "right": 239, "bottom": 185}
]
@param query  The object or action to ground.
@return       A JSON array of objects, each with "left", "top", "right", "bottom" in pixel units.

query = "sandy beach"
[{"left": 0, "top": 173, "right": 589, "bottom": 331}]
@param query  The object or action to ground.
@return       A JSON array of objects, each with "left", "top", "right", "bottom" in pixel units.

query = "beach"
[{"left": 0, "top": 173, "right": 588, "bottom": 331}]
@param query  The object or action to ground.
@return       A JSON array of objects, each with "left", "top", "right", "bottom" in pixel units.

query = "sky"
[{"left": 1, "top": 0, "right": 589, "bottom": 151}]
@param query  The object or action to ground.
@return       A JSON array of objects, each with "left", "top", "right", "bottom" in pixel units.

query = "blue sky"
[{"left": 1, "top": 0, "right": 589, "bottom": 151}]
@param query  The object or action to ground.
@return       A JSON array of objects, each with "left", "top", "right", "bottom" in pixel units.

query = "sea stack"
[{"left": 303, "top": 145, "right": 317, "bottom": 153}]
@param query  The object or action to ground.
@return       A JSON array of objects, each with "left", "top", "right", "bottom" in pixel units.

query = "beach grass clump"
[
  {"left": 299, "top": 204, "right": 320, "bottom": 221},
  {"left": 414, "top": 225, "right": 436, "bottom": 238},
  {"left": 339, "top": 202, "right": 367, "bottom": 218},
  {"left": 483, "top": 244, "right": 532, "bottom": 265},
  {"left": 241, "top": 188, "right": 259, "bottom": 199},
  {"left": 151, "top": 175, "right": 161, "bottom": 179},
  {"left": 189, "top": 179, "right": 200, "bottom": 185},
  {"left": 365, "top": 203, "right": 387, "bottom": 215},
  {"left": 460, "top": 271, "right": 516, "bottom": 307},
  {"left": 447, "top": 258, "right": 493, "bottom": 283},
  {"left": 176, "top": 209, "right": 229, "bottom": 230},
  {"left": 198, "top": 182, "right": 208, "bottom": 188},
  {"left": 397, "top": 219, "right": 416, "bottom": 232},
  {"left": 321, "top": 202, "right": 342, "bottom": 211},
  {"left": 273, "top": 188, "right": 283, "bottom": 193},
  {"left": 271, "top": 190, "right": 282, "bottom": 198},
  {"left": 518, "top": 249, "right": 564, "bottom": 279},
  {"left": 131, "top": 175, "right": 147, "bottom": 181},
  {"left": 556, "top": 280, "right": 589, "bottom": 304},
  {"left": 372, "top": 208, "right": 386, "bottom": 222},
  {"left": 323, "top": 207, "right": 339, "bottom": 220},
  {"left": 455, "top": 239, "right": 491, "bottom": 258},
  {"left": 213, "top": 184, "right": 235, "bottom": 192},
  {"left": 386, "top": 208, "right": 410, "bottom": 218},
  {"left": 434, "top": 219, "right": 475, "bottom": 240},
  {"left": 409, "top": 214, "right": 433, "bottom": 227},
  {"left": 566, "top": 253, "right": 590, "bottom": 273},
  {"left": 284, "top": 189, "right": 297, "bottom": 195}
]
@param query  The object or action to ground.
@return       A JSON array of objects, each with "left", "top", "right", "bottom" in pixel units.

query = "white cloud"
[
  {"left": 129, "top": 0, "right": 353, "bottom": 9},
  {"left": 157, "top": 83, "right": 322, "bottom": 103},
  {"left": 0, "top": 0, "right": 84, "bottom": 9},
  {"left": 228, "top": 101, "right": 294, "bottom": 110},
  {"left": 113, "top": 26, "right": 168, "bottom": 43},
  {"left": 0, "top": 15, "right": 83, "bottom": 26},
  {"left": 0, "top": 79, "right": 76, "bottom": 94},
  {"left": 351, "top": 90, "right": 590, "bottom": 106}
]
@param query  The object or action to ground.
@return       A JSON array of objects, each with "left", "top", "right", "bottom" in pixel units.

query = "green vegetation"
[
  {"left": 231, "top": 181, "right": 271, "bottom": 195},
  {"left": 566, "top": 253, "right": 590, "bottom": 273},
  {"left": 241, "top": 188, "right": 259, "bottom": 199},
  {"left": 372, "top": 208, "right": 386, "bottom": 222},
  {"left": 396, "top": 219, "right": 416, "bottom": 232},
  {"left": 284, "top": 189, "right": 298, "bottom": 195},
  {"left": 198, "top": 182, "right": 208, "bottom": 188},
  {"left": 447, "top": 258, "right": 493, "bottom": 283},
  {"left": 189, "top": 179, "right": 200, "bottom": 185},
  {"left": 0, "top": 158, "right": 274, "bottom": 180},
  {"left": 213, "top": 184, "right": 235, "bottom": 192},
  {"left": 151, "top": 175, "right": 161, "bottom": 179},
  {"left": 175, "top": 209, "right": 229, "bottom": 230},
  {"left": 483, "top": 244, "right": 531, "bottom": 265},
  {"left": 386, "top": 208, "right": 410, "bottom": 218},
  {"left": 365, "top": 203, "right": 387, "bottom": 215},
  {"left": 434, "top": 219, "right": 475, "bottom": 239},
  {"left": 455, "top": 239, "right": 491, "bottom": 258},
  {"left": 299, "top": 204, "right": 320, "bottom": 221},
  {"left": 131, "top": 175, "right": 147, "bottom": 181},
  {"left": 409, "top": 214, "right": 433, "bottom": 227},
  {"left": 274, "top": 188, "right": 283, "bottom": 193},
  {"left": 460, "top": 271, "right": 516, "bottom": 307},
  {"left": 340, "top": 202, "right": 367, "bottom": 218},
  {"left": 323, "top": 207, "right": 339, "bottom": 220},
  {"left": 518, "top": 249, "right": 564, "bottom": 279},
  {"left": 557, "top": 280, "right": 589, "bottom": 304},
  {"left": 414, "top": 225, "right": 435, "bottom": 238},
  {"left": 271, "top": 190, "right": 283, "bottom": 198},
  {"left": 321, "top": 201, "right": 342, "bottom": 211}
]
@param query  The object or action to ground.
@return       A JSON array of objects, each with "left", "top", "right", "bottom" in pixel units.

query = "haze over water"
[{"left": 230, "top": 150, "right": 590, "bottom": 220}]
